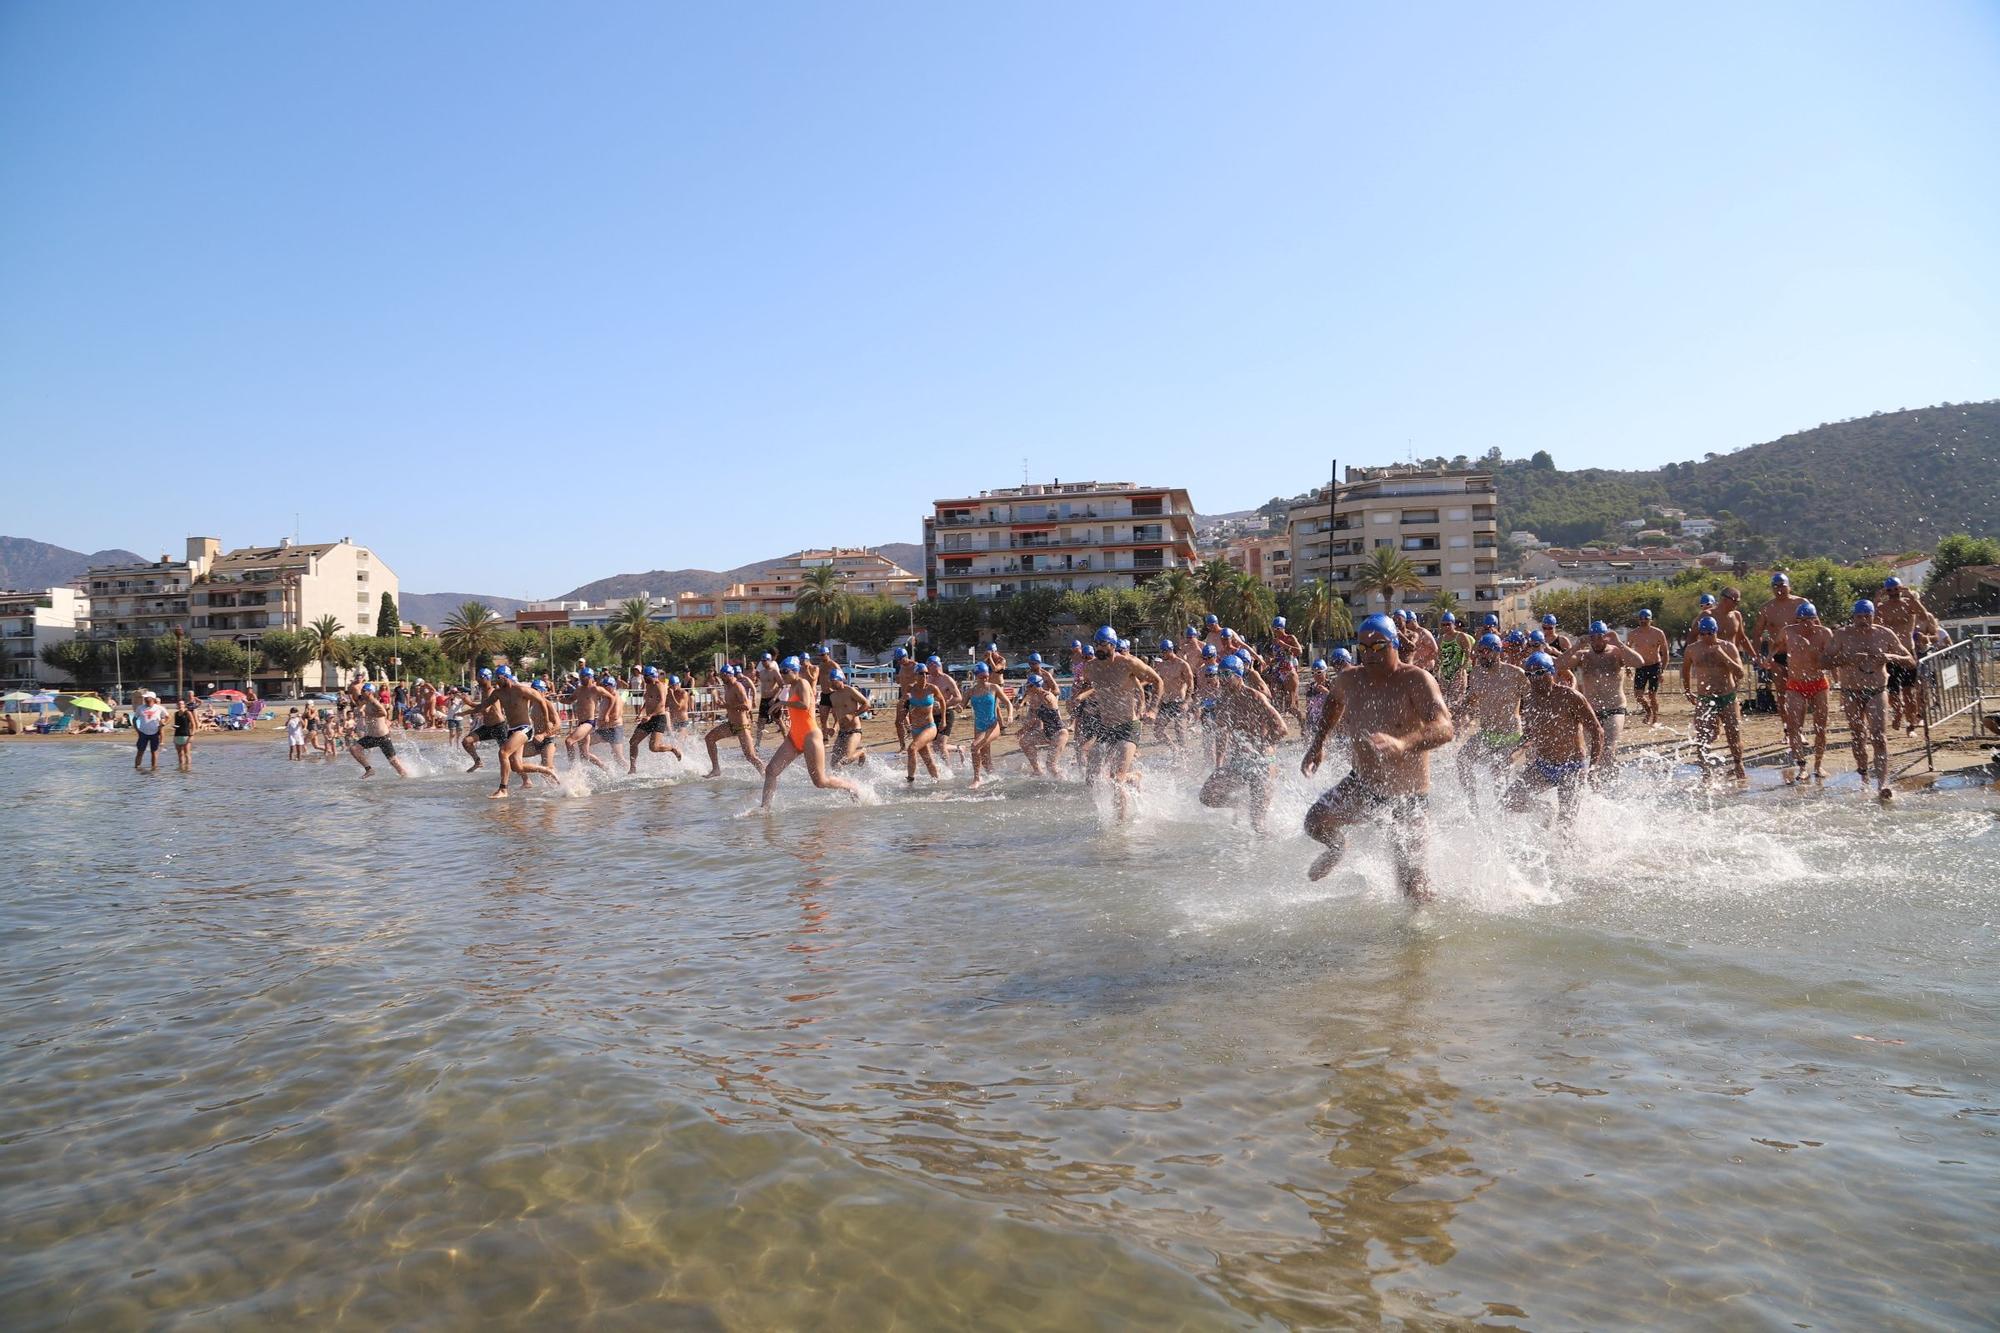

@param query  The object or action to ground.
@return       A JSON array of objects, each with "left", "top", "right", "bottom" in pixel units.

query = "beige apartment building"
[
  {"left": 1224, "top": 534, "right": 1293, "bottom": 592},
  {"left": 191, "top": 539, "right": 398, "bottom": 687},
  {"left": 714, "top": 548, "right": 922, "bottom": 620},
  {"left": 926, "top": 481, "right": 1198, "bottom": 601},
  {"left": 1287, "top": 466, "right": 1501, "bottom": 611}
]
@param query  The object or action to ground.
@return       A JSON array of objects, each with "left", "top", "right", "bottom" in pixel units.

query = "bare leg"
[
  {"left": 803, "top": 737, "right": 860, "bottom": 800},
  {"left": 736, "top": 728, "right": 767, "bottom": 774},
  {"left": 348, "top": 743, "right": 374, "bottom": 777},
  {"left": 759, "top": 740, "right": 800, "bottom": 807},
  {"left": 1721, "top": 705, "right": 1746, "bottom": 779}
]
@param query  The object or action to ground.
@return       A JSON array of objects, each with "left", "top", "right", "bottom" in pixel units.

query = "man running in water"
[
  {"left": 1507, "top": 652, "right": 1605, "bottom": 828},
  {"left": 1628, "top": 609, "right": 1669, "bottom": 727},
  {"left": 483, "top": 667, "right": 557, "bottom": 797},
  {"left": 665, "top": 674, "right": 693, "bottom": 737},
  {"left": 964, "top": 661, "right": 1014, "bottom": 789},
  {"left": 1775, "top": 601, "right": 1833, "bottom": 784},
  {"left": 1875, "top": 577, "right": 1941, "bottom": 733},
  {"left": 758, "top": 656, "right": 862, "bottom": 808},
  {"left": 1078, "top": 624, "right": 1163, "bottom": 820},
  {"left": 1554, "top": 621, "right": 1643, "bottom": 764},
  {"left": 520, "top": 678, "right": 563, "bottom": 785},
  {"left": 629, "top": 665, "right": 683, "bottom": 772},
  {"left": 1152, "top": 638, "right": 1195, "bottom": 749},
  {"left": 567, "top": 668, "right": 614, "bottom": 770},
  {"left": 1300, "top": 614, "right": 1453, "bottom": 899},
  {"left": 753, "top": 653, "right": 783, "bottom": 748},
  {"left": 345, "top": 684, "right": 410, "bottom": 778},
  {"left": 702, "top": 665, "right": 767, "bottom": 776},
  {"left": 1200, "top": 653, "right": 1289, "bottom": 832},
  {"left": 1681, "top": 615, "right": 1748, "bottom": 782},
  {"left": 1454, "top": 631, "right": 1528, "bottom": 801},
  {"left": 825, "top": 668, "right": 872, "bottom": 767},
  {"left": 1399, "top": 610, "right": 1440, "bottom": 673},
  {"left": 1016, "top": 671, "right": 1068, "bottom": 777},
  {"left": 1435, "top": 612, "right": 1473, "bottom": 706},
  {"left": 1712, "top": 588, "right": 1756, "bottom": 664},
  {"left": 1823, "top": 598, "right": 1917, "bottom": 800},
  {"left": 1752, "top": 571, "right": 1806, "bottom": 687}
]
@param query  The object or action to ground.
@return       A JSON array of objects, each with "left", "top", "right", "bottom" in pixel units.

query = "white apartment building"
[
  {"left": 84, "top": 539, "right": 210, "bottom": 642},
  {"left": 191, "top": 537, "right": 398, "bottom": 689},
  {"left": 926, "top": 481, "right": 1198, "bottom": 600},
  {"left": 0, "top": 587, "right": 83, "bottom": 689},
  {"left": 1287, "top": 467, "right": 1501, "bottom": 611},
  {"left": 1519, "top": 546, "right": 1710, "bottom": 587}
]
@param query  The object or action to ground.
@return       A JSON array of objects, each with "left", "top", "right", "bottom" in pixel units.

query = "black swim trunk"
[
  {"left": 1595, "top": 706, "right": 1627, "bottom": 719},
  {"left": 938, "top": 708, "right": 955, "bottom": 738},
  {"left": 1089, "top": 717, "right": 1139, "bottom": 746},
  {"left": 526, "top": 733, "right": 556, "bottom": 754},
  {"left": 1312, "top": 770, "right": 1427, "bottom": 819},
  {"left": 758, "top": 696, "right": 779, "bottom": 723},
  {"left": 359, "top": 735, "right": 397, "bottom": 758},
  {"left": 819, "top": 691, "right": 833, "bottom": 711},
  {"left": 635, "top": 714, "right": 669, "bottom": 737},
  {"left": 1633, "top": 664, "right": 1662, "bottom": 692},
  {"left": 1772, "top": 651, "right": 1788, "bottom": 669},
  {"left": 135, "top": 731, "right": 161, "bottom": 754},
  {"left": 1887, "top": 662, "right": 1918, "bottom": 689},
  {"left": 1159, "top": 700, "right": 1184, "bottom": 719},
  {"left": 596, "top": 725, "right": 623, "bottom": 746},
  {"left": 472, "top": 722, "right": 505, "bottom": 743}
]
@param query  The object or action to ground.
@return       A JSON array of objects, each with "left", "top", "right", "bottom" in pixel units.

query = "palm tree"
[
  {"left": 1286, "top": 580, "right": 1353, "bottom": 649},
  {"left": 1216, "top": 571, "right": 1276, "bottom": 634},
  {"left": 1355, "top": 548, "right": 1426, "bottom": 614},
  {"left": 1194, "top": 557, "right": 1236, "bottom": 620},
  {"left": 302, "top": 614, "right": 347, "bottom": 691},
  {"left": 1147, "top": 566, "right": 1203, "bottom": 636},
  {"left": 793, "top": 564, "right": 851, "bottom": 644},
  {"left": 439, "top": 601, "right": 502, "bottom": 673},
  {"left": 606, "top": 597, "right": 657, "bottom": 666},
  {"left": 1427, "top": 588, "right": 1461, "bottom": 628}
]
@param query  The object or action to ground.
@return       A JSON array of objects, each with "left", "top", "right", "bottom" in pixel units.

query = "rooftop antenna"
[{"left": 1022, "top": 456, "right": 1030, "bottom": 487}]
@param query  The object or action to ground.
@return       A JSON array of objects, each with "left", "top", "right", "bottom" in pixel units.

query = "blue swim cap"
[
  {"left": 1159, "top": 638, "right": 1174, "bottom": 652},
  {"left": 669, "top": 675, "right": 680, "bottom": 686},
  {"left": 927, "top": 654, "right": 942, "bottom": 666},
  {"left": 1882, "top": 577, "right": 1901, "bottom": 590},
  {"left": 1697, "top": 616, "right": 1719, "bottom": 633},
  {"left": 1204, "top": 664, "right": 1219, "bottom": 676},
  {"left": 1637, "top": 608, "right": 1653, "bottom": 619},
  {"left": 1506, "top": 629, "right": 1526, "bottom": 644},
  {"left": 1699, "top": 594, "right": 1716, "bottom": 606},
  {"left": 1071, "top": 639, "right": 1083, "bottom": 649},
  {"left": 362, "top": 682, "right": 377, "bottom": 692},
  {"left": 762, "top": 653, "right": 773, "bottom": 661},
  {"left": 1332, "top": 648, "right": 1354, "bottom": 665},
  {"left": 478, "top": 668, "right": 493, "bottom": 680},
  {"left": 1358, "top": 612, "right": 1401, "bottom": 647},
  {"left": 1478, "top": 633, "right": 1502, "bottom": 650},
  {"left": 1524, "top": 652, "right": 1556, "bottom": 675},
  {"left": 1772, "top": 571, "right": 1790, "bottom": 586},
  {"left": 1589, "top": 620, "right": 1608, "bottom": 635},
  {"left": 1205, "top": 614, "right": 1219, "bottom": 625},
  {"left": 831, "top": 668, "right": 845, "bottom": 682},
  {"left": 1312, "top": 658, "right": 1327, "bottom": 669},
  {"left": 1221, "top": 656, "right": 1245, "bottom": 677},
  {"left": 579, "top": 667, "right": 594, "bottom": 678},
  {"left": 1529, "top": 630, "right": 1547, "bottom": 646},
  {"left": 973, "top": 662, "right": 989, "bottom": 675},
  {"left": 1796, "top": 601, "right": 1818, "bottom": 618},
  {"left": 987, "top": 642, "right": 998, "bottom": 651},
  {"left": 495, "top": 665, "right": 515, "bottom": 680},
  {"left": 1853, "top": 598, "right": 1875, "bottom": 616},
  {"left": 1095, "top": 625, "right": 1117, "bottom": 643},
  {"left": 1029, "top": 652, "right": 1043, "bottom": 663},
  {"left": 644, "top": 665, "right": 659, "bottom": 677},
  {"left": 1184, "top": 626, "right": 1199, "bottom": 638},
  {"left": 1273, "top": 616, "right": 1286, "bottom": 629},
  {"left": 780, "top": 656, "right": 801, "bottom": 672},
  {"left": 532, "top": 679, "right": 548, "bottom": 691},
  {"left": 1542, "top": 614, "right": 1558, "bottom": 626},
  {"left": 893, "top": 647, "right": 907, "bottom": 659},
  {"left": 1117, "top": 638, "right": 1131, "bottom": 652},
  {"left": 1483, "top": 613, "right": 1500, "bottom": 627},
  {"left": 1440, "top": 612, "right": 1456, "bottom": 623}
]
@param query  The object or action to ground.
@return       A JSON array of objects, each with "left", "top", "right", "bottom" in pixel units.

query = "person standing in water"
[
  {"left": 1775, "top": 601, "right": 1834, "bottom": 784},
  {"left": 759, "top": 656, "right": 862, "bottom": 808},
  {"left": 1681, "top": 615, "right": 1748, "bottom": 783},
  {"left": 566, "top": 668, "right": 614, "bottom": 771},
  {"left": 902, "top": 671, "right": 945, "bottom": 783},
  {"left": 347, "top": 683, "right": 411, "bottom": 779},
  {"left": 628, "top": 665, "right": 683, "bottom": 772},
  {"left": 1300, "top": 614, "right": 1454, "bottom": 900},
  {"left": 1824, "top": 598, "right": 1917, "bottom": 801},
  {"left": 963, "top": 661, "right": 1014, "bottom": 789},
  {"left": 174, "top": 697, "right": 197, "bottom": 771},
  {"left": 1506, "top": 652, "right": 1605, "bottom": 828},
  {"left": 1627, "top": 609, "right": 1669, "bottom": 727},
  {"left": 1435, "top": 612, "right": 1474, "bottom": 706},
  {"left": 703, "top": 665, "right": 767, "bottom": 777},
  {"left": 1554, "top": 621, "right": 1643, "bottom": 764},
  {"left": 1200, "top": 654, "right": 1289, "bottom": 833}
]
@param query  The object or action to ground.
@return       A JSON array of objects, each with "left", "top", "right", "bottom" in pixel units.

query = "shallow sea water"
[{"left": 2, "top": 736, "right": 1996, "bottom": 1329}]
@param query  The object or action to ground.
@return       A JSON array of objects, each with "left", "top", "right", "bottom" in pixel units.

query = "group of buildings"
[
  {"left": 510, "top": 548, "right": 921, "bottom": 636},
  {"left": 2, "top": 536, "right": 399, "bottom": 695}
]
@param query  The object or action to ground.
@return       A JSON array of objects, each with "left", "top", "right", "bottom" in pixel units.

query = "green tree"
[
  {"left": 793, "top": 565, "right": 851, "bottom": 643},
  {"left": 843, "top": 597, "right": 908, "bottom": 656},
  {"left": 257, "top": 629, "right": 315, "bottom": 694},
  {"left": 1426, "top": 589, "right": 1461, "bottom": 627},
  {"left": 1146, "top": 567, "right": 1203, "bottom": 636},
  {"left": 1217, "top": 572, "right": 1276, "bottom": 633},
  {"left": 1281, "top": 580, "right": 1352, "bottom": 650},
  {"left": 1529, "top": 449, "right": 1555, "bottom": 470},
  {"left": 1355, "top": 548, "right": 1425, "bottom": 612},
  {"left": 40, "top": 638, "right": 104, "bottom": 687},
  {"left": 439, "top": 602, "right": 503, "bottom": 671},
  {"left": 302, "top": 615, "right": 348, "bottom": 691},
  {"left": 1927, "top": 533, "right": 2000, "bottom": 595},
  {"left": 992, "top": 585, "right": 1065, "bottom": 648},
  {"left": 374, "top": 592, "right": 400, "bottom": 639},
  {"left": 1194, "top": 558, "right": 1236, "bottom": 617},
  {"left": 914, "top": 598, "right": 982, "bottom": 656},
  {"left": 606, "top": 597, "right": 659, "bottom": 666}
]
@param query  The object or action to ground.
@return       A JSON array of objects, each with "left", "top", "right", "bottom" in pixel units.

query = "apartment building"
[
  {"left": 926, "top": 481, "right": 1198, "bottom": 601},
  {"left": 1287, "top": 466, "right": 1501, "bottom": 610},
  {"left": 1223, "top": 534, "right": 1293, "bottom": 592},
  {"left": 1519, "top": 546, "right": 1716, "bottom": 587},
  {"left": 0, "top": 587, "right": 83, "bottom": 689},
  {"left": 84, "top": 538, "right": 212, "bottom": 642},
  {"left": 717, "top": 548, "right": 922, "bottom": 619}
]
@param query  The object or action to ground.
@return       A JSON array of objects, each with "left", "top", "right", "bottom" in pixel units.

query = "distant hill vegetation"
[
  {"left": 1496, "top": 401, "right": 1999, "bottom": 560},
  {"left": 0, "top": 536, "right": 144, "bottom": 591}
]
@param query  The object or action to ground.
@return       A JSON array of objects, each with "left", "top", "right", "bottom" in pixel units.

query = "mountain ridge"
[{"left": 0, "top": 537, "right": 146, "bottom": 592}]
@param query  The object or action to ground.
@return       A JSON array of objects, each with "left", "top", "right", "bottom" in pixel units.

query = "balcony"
[{"left": 1401, "top": 538, "right": 1440, "bottom": 552}]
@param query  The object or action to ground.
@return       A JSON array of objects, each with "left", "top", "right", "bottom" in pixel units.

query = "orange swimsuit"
[{"left": 785, "top": 690, "right": 815, "bottom": 751}]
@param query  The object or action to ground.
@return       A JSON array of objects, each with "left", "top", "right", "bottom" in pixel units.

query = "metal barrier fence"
[{"left": 1913, "top": 633, "right": 1994, "bottom": 773}]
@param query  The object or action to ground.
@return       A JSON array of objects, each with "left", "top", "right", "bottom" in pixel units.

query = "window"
[
  {"left": 1401, "top": 510, "right": 1439, "bottom": 525},
  {"left": 1447, "top": 508, "right": 1470, "bottom": 521},
  {"left": 1372, "top": 512, "right": 1393, "bottom": 525}
]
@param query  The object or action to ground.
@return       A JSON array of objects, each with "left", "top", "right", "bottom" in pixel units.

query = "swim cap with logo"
[
  {"left": 1853, "top": 599, "right": 1876, "bottom": 616},
  {"left": 1542, "top": 615, "right": 1558, "bottom": 627},
  {"left": 1440, "top": 612, "right": 1456, "bottom": 623},
  {"left": 1529, "top": 631, "right": 1546, "bottom": 646},
  {"left": 1478, "top": 633, "right": 1502, "bottom": 650},
  {"left": 1797, "top": 602, "right": 1818, "bottom": 618},
  {"left": 1699, "top": 594, "right": 1716, "bottom": 607},
  {"left": 1589, "top": 620, "right": 1608, "bottom": 635},
  {"left": 1358, "top": 613, "right": 1400, "bottom": 647},
  {"left": 1524, "top": 652, "right": 1556, "bottom": 675},
  {"left": 1772, "top": 572, "right": 1790, "bottom": 586},
  {"left": 1332, "top": 648, "right": 1354, "bottom": 665},
  {"left": 1095, "top": 625, "right": 1118, "bottom": 643},
  {"left": 1273, "top": 616, "right": 1286, "bottom": 629},
  {"left": 478, "top": 668, "right": 493, "bottom": 680},
  {"left": 643, "top": 665, "right": 659, "bottom": 678},
  {"left": 1697, "top": 616, "right": 1718, "bottom": 633},
  {"left": 579, "top": 667, "right": 594, "bottom": 678},
  {"left": 1221, "top": 656, "right": 1245, "bottom": 676},
  {"left": 1637, "top": 609, "right": 1653, "bottom": 619},
  {"left": 893, "top": 648, "right": 907, "bottom": 659},
  {"left": 1313, "top": 658, "right": 1327, "bottom": 669},
  {"left": 533, "top": 679, "right": 548, "bottom": 691},
  {"left": 1160, "top": 639, "right": 1175, "bottom": 653},
  {"left": 1205, "top": 614, "right": 1219, "bottom": 626},
  {"left": 1483, "top": 613, "right": 1500, "bottom": 627},
  {"left": 781, "top": 656, "right": 800, "bottom": 672},
  {"left": 1882, "top": 577, "right": 1901, "bottom": 590}
]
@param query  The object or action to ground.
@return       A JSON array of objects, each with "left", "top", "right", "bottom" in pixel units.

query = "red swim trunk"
[{"left": 1785, "top": 677, "right": 1829, "bottom": 695}]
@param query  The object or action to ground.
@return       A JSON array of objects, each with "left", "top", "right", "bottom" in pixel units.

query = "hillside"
[
  {"left": 0, "top": 537, "right": 145, "bottom": 591},
  {"left": 554, "top": 544, "right": 925, "bottom": 604},
  {"left": 398, "top": 591, "right": 530, "bottom": 628},
  {"left": 1496, "top": 401, "right": 1999, "bottom": 559}
]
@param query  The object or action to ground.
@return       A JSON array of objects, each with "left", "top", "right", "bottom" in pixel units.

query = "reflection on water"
[{"left": 1, "top": 740, "right": 1996, "bottom": 1329}]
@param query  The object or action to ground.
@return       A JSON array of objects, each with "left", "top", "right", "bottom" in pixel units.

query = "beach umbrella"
[
  {"left": 66, "top": 696, "right": 112, "bottom": 712},
  {"left": 28, "top": 692, "right": 57, "bottom": 704},
  {"left": 207, "top": 688, "right": 248, "bottom": 701},
  {"left": 1, "top": 690, "right": 31, "bottom": 702}
]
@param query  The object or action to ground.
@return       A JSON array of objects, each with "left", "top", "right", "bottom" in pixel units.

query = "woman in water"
[
  {"left": 1016, "top": 672, "right": 1068, "bottom": 778},
  {"left": 759, "top": 656, "right": 861, "bottom": 808},
  {"left": 903, "top": 675, "right": 945, "bottom": 783},
  {"left": 964, "top": 662, "right": 1014, "bottom": 789}
]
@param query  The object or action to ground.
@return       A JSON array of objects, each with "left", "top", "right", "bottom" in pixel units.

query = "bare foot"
[
  {"left": 359, "top": 767, "right": 374, "bottom": 777},
  {"left": 489, "top": 788, "right": 509, "bottom": 799},
  {"left": 1307, "top": 846, "right": 1342, "bottom": 882},
  {"left": 1879, "top": 786, "right": 1894, "bottom": 802},
  {"left": 465, "top": 762, "right": 483, "bottom": 773}
]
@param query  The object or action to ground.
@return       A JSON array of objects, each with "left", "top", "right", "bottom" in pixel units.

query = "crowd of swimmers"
[{"left": 308, "top": 570, "right": 1952, "bottom": 904}]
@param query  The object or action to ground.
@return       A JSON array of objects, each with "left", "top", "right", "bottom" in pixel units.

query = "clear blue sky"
[{"left": 4, "top": 1, "right": 1996, "bottom": 597}]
